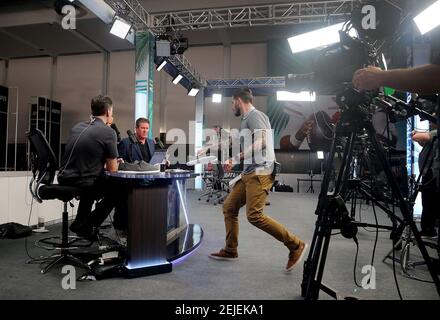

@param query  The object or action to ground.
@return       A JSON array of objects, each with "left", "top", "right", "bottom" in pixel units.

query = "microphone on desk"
[
  {"left": 127, "top": 130, "right": 139, "bottom": 144},
  {"left": 155, "top": 137, "right": 165, "bottom": 149},
  {"left": 110, "top": 123, "right": 122, "bottom": 143}
]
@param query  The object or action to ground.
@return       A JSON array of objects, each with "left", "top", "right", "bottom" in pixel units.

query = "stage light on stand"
[
  {"left": 288, "top": 22, "right": 358, "bottom": 54},
  {"left": 172, "top": 74, "right": 183, "bottom": 85},
  {"left": 414, "top": 0, "right": 440, "bottom": 35},
  {"left": 110, "top": 16, "right": 131, "bottom": 39}
]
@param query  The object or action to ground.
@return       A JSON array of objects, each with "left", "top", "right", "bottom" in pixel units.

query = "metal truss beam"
[
  {"left": 104, "top": 0, "right": 151, "bottom": 32},
  {"left": 150, "top": 0, "right": 404, "bottom": 32},
  {"left": 168, "top": 54, "right": 203, "bottom": 86},
  {"left": 206, "top": 77, "right": 285, "bottom": 89},
  {"left": 150, "top": 0, "right": 359, "bottom": 32}
]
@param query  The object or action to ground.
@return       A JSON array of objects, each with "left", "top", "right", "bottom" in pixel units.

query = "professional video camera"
[
  {"left": 295, "top": 23, "right": 440, "bottom": 300},
  {"left": 285, "top": 25, "right": 379, "bottom": 96},
  {"left": 285, "top": 23, "right": 387, "bottom": 129}
]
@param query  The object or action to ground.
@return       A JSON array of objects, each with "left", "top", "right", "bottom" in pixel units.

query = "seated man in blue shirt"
[
  {"left": 118, "top": 117, "right": 155, "bottom": 163},
  {"left": 113, "top": 117, "right": 155, "bottom": 235}
]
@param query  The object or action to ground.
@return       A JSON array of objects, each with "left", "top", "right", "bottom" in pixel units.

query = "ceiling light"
[
  {"left": 172, "top": 74, "right": 183, "bottom": 85},
  {"left": 188, "top": 88, "right": 200, "bottom": 96},
  {"left": 414, "top": 0, "right": 440, "bottom": 35},
  {"left": 157, "top": 60, "right": 167, "bottom": 71},
  {"left": 288, "top": 22, "right": 357, "bottom": 54},
  {"left": 212, "top": 94, "right": 222, "bottom": 103},
  {"left": 110, "top": 16, "right": 131, "bottom": 39},
  {"left": 276, "top": 91, "right": 316, "bottom": 102}
]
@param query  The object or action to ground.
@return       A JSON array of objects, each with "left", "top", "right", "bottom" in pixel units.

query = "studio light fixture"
[
  {"left": 110, "top": 16, "right": 131, "bottom": 39},
  {"left": 212, "top": 93, "right": 222, "bottom": 103},
  {"left": 156, "top": 60, "right": 167, "bottom": 71},
  {"left": 288, "top": 22, "right": 357, "bottom": 54},
  {"left": 414, "top": 0, "right": 440, "bottom": 35},
  {"left": 188, "top": 88, "right": 200, "bottom": 97},
  {"left": 276, "top": 91, "right": 316, "bottom": 102},
  {"left": 172, "top": 74, "right": 183, "bottom": 85}
]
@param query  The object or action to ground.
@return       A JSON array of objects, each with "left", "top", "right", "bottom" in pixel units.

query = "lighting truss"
[
  {"left": 103, "top": 0, "right": 204, "bottom": 87},
  {"left": 104, "top": 0, "right": 150, "bottom": 31},
  {"left": 205, "top": 77, "right": 285, "bottom": 89},
  {"left": 168, "top": 54, "right": 203, "bottom": 87},
  {"left": 150, "top": 0, "right": 404, "bottom": 32},
  {"left": 150, "top": 0, "right": 358, "bottom": 32}
]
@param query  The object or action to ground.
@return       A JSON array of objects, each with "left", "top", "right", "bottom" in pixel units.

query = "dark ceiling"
[
  {"left": 0, "top": 0, "right": 325, "bottom": 59},
  {"left": 0, "top": 0, "right": 368, "bottom": 59},
  {"left": 0, "top": 0, "right": 134, "bottom": 59}
]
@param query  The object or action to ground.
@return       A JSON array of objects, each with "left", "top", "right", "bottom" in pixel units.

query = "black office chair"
[{"left": 26, "top": 129, "right": 91, "bottom": 274}]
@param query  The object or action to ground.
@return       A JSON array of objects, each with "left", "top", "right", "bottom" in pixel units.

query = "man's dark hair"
[
  {"left": 91, "top": 95, "right": 113, "bottom": 116},
  {"left": 136, "top": 117, "right": 150, "bottom": 128},
  {"left": 233, "top": 88, "right": 253, "bottom": 104}
]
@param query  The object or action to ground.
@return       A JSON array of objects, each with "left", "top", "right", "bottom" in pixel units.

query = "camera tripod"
[
  {"left": 382, "top": 135, "right": 439, "bottom": 279},
  {"left": 300, "top": 95, "right": 440, "bottom": 300}
]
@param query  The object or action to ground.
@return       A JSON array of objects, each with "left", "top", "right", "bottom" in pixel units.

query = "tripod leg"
[
  {"left": 302, "top": 133, "right": 339, "bottom": 298},
  {"left": 335, "top": 132, "right": 356, "bottom": 195},
  {"left": 302, "top": 130, "right": 354, "bottom": 299},
  {"left": 368, "top": 125, "right": 440, "bottom": 296}
]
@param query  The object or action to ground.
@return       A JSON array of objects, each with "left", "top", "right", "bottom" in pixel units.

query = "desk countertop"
[{"left": 106, "top": 170, "right": 197, "bottom": 180}]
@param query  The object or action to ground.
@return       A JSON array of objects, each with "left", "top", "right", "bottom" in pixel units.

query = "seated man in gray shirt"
[{"left": 58, "top": 95, "right": 118, "bottom": 239}]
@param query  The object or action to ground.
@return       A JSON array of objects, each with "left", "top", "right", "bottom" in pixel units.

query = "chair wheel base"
[
  {"left": 35, "top": 235, "right": 93, "bottom": 251},
  {"left": 39, "top": 252, "right": 91, "bottom": 274}
]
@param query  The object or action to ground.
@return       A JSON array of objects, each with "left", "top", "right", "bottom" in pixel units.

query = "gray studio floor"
[{"left": 0, "top": 191, "right": 438, "bottom": 300}]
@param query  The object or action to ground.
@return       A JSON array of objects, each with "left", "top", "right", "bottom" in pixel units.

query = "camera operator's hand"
[
  {"left": 295, "top": 120, "right": 314, "bottom": 141},
  {"left": 411, "top": 131, "right": 432, "bottom": 146},
  {"left": 353, "top": 66, "right": 385, "bottom": 91}
]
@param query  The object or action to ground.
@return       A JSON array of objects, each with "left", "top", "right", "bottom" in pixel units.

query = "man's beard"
[{"left": 234, "top": 107, "right": 242, "bottom": 117}]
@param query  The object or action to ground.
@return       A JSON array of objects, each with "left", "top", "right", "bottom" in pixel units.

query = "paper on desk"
[
  {"left": 119, "top": 170, "right": 160, "bottom": 174},
  {"left": 186, "top": 156, "right": 217, "bottom": 166}
]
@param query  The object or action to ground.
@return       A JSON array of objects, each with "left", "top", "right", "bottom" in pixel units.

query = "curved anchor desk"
[{"left": 106, "top": 170, "right": 203, "bottom": 278}]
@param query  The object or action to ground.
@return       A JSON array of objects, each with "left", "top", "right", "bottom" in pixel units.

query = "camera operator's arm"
[
  {"left": 412, "top": 130, "right": 437, "bottom": 147},
  {"left": 353, "top": 65, "right": 440, "bottom": 93}
]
